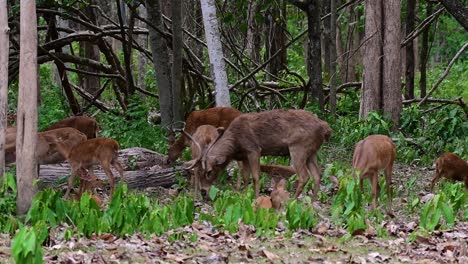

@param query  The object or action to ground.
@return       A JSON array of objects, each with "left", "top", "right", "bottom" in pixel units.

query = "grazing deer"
[
  {"left": 187, "top": 109, "right": 331, "bottom": 200},
  {"left": 184, "top": 125, "right": 297, "bottom": 196},
  {"left": 430, "top": 152, "right": 468, "bottom": 191},
  {"left": 54, "top": 137, "right": 125, "bottom": 198},
  {"left": 46, "top": 116, "right": 99, "bottom": 139},
  {"left": 166, "top": 107, "right": 242, "bottom": 165},
  {"left": 352, "top": 135, "right": 396, "bottom": 211},
  {"left": 5, "top": 127, "right": 87, "bottom": 165}
]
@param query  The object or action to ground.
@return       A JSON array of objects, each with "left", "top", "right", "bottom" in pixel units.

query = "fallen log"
[{"left": 36, "top": 147, "right": 188, "bottom": 189}]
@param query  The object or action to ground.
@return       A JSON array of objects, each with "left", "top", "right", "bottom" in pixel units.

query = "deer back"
[
  {"left": 46, "top": 116, "right": 99, "bottom": 139},
  {"left": 352, "top": 135, "right": 396, "bottom": 173}
]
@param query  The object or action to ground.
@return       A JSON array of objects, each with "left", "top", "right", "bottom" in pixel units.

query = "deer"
[
  {"left": 166, "top": 107, "right": 242, "bottom": 165},
  {"left": 5, "top": 127, "right": 87, "bottom": 165},
  {"left": 271, "top": 178, "right": 289, "bottom": 210},
  {"left": 54, "top": 137, "right": 125, "bottom": 198},
  {"left": 184, "top": 124, "right": 297, "bottom": 197},
  {"left": 46, "top": 116, "right": 99, "bottom": 139},
  {"left": 186, "top": 109, "right": 332, "bottom": 201},
  {"left": 352, "top": 135, "right": 396, "bottom": 212},
  {"left": 430, "top": 152, "right": 468, "bottom": 191}
]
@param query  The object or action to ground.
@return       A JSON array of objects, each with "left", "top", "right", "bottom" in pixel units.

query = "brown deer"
[
  {"left": 166, "top": 107, "right": 242, "bottom": 165},
  {"left": 352, "top": 135, "right": 396, "bottom": 211},
  {"left": 430, "top": 152, "right": 468, "bottom": 191},
  {"left": 187, "top": 109, "right": 331, "bottom": 200},
  {"left": 184, "top": 125, "right": 297, "bottom": 196},
  {"left": 54, "top": 137, "right": 125, "bottom": 198},
  {"left": 46, "top": 116, "right": 99, "bottom": 139},
  {"left": 271, "top": 178, "right": 289, "bottom": 210},
  {"left": 5, "top": 127, "right": 87, "bottom": 165}
]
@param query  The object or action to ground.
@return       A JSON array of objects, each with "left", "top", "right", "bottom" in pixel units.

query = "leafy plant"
[
  {"left": 332, "top": 173, "right": 367, "bottom": 233},
  {"left": 12, "top": 225, "right": 45, "bottom": 264},
  {"left": 285, "top": 200, "right": 317, "bottom": 230},
  {"left": 420, "top": 182, "right": 467, "bottom": 231}
]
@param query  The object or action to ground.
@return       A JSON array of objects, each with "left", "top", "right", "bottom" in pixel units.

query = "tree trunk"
[
  {"left": 0, "top": 0, "right": 8, "bottom": 179},
  {"left": 200, "top": 0, "right": 231, "bottom": 106},
  {"left": 329, "top": 0, "right": 337, "bottom": 115},
  {"left": 360, "top": 0, "right": 382, "bottom": 119},
  {"left": 265, "top": 1, "right": 287, "bottom": 78},
  {"left": 322, "top": 0, "right": 331, "bottom": 76},
  {"left": 172, "top": 0, "right": 184, "bottom": 125},
  {"left": 419, "top": 2, "right": 433, "bottom": 98},
  {"left": 146, "top": 0, "right": 174, "bottom": 126},
  {"left": 304, "top": 2, "right": 324, "bottom": 109},
  {"left": 246, "top": 0, "right": 261, "bottom": 65},
  {"left": 405, "top": 0, "right": 416, "bottom": 100},
  {"left": 80, "top": 2, "right": 101, "bottom": 96},
  {"left": 116, "top": 0, "right": 135, "bottom": 97},
  {"left": 136, "top": 5, "right": 148, "bottom": 90},
  {"left": 16, "top": 0, "right": 38, "bottom": 215},
  {"left": 438, "top": 0, "right": 468, "bottom": 31},
  {"left": 382, "top": 0, "right": 402, "bottom": 126}
]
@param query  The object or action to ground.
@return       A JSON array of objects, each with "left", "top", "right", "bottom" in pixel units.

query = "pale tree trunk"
[
  {"left": 382, "top": 0, "right": 402, "bottom": 126},
  {"left": 329, "top": 0, "right": 337, "bottom": 115},
  {"left": 172, "top": 0, "right": 184, "bottom": 125},
  {"left": 146, "top": 0, "right": 173, "bottom": 126},
  {"left": 200, "top": 0, "right": 231, "bottom": 107},
  {"left": 17, "top": 0, "right": 38, "bottom": 215},
  {"left": 360, "top": 0, "right": 382, "bottom": 119},
  {"left": 0, "top": 0, "right": 8, "bottom": 178},
  {"left": 322, "top": 0, "right": 331, "bottom": 75},
  {"left": 405, "top": 0, "right": 416, "bottom": 99}
]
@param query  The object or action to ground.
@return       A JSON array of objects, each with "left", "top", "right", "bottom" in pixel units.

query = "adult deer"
[{"left": 187, "top": 109, "right": 331, "bottom": 200}]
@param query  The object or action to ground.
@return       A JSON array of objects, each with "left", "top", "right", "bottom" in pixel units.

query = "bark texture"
[
  {"left": 405, "top": 0, "right": 416, "bottom": 99},
  {"left": 382, "top": 0, "right": 402, "bottom": 126},
  {"left": 200, "top": 0, "right": 231, "bottom": 107},
  {"left": 360, "top": 0, "right": 382, "bottom": 119},
  {"left": 172, "top": 0, "right": 184, "bottom": 124},
  {"left": 0, "top": 0, "right": 8, "bottom": 178},
  {"left": 17, "top": 0, "right": 38, "bottom": 215},
  {"left": 145, "top": 0, "right": 173, "bottom": 125},
  {"left": 439, "top": 0, "right": 468, "bottom": 31}
]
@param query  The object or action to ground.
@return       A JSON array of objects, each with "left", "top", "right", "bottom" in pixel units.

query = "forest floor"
[{"left": 1, "top": 161, "right": 467, "bottom": 263}]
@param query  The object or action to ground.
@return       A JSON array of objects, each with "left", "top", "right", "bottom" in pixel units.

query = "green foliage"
[
  {"left": 12, "top": 225, "right": 45, "bottom": 264},
  {"left": 0, "top": 172, "right": 19, "bottom": 234},
  {"left": 26, "top": 184, "right": 196, "bottom": 238},
  {"left": 285, "top": 200, "right": 317, "bottom": 230},
  {"left": 420, "top": 182, "right": 467, "bottom": 231},
  {"left": 98, "top": 96, "right": 168, "bottom": 153},
  {"left": 332, "top": 173, "right": 367, "bottom": 234}
]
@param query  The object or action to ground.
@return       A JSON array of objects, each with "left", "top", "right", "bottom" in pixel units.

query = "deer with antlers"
[{"left": 186, "top": 109, "right": 331, "bottom": 200}]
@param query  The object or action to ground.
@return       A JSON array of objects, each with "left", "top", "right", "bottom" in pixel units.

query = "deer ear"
[{"left": 215, "top": 156, "right": 225, "bottom": 165}]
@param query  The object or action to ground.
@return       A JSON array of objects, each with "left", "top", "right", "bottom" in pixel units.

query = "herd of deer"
[{"left": 3, "top": 107, "right": 467, "bottom": 212}]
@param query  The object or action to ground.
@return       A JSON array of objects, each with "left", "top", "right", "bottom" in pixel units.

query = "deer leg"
[
  {"left": 370, "top": 172, "right": 379, "bottom": 210},
  {"left": 192, "top": 167, "right": 201, "bottom": 200},
  {"left": 306, "top": 153, "right": 322, "bottom": 201},
  {"left": 112, "top": 159, "right": 125, "bottom": 182},
  {"left": 64, "top": 167, "right": 79, "bottom": 198},
  {"left": 237, "top": 161, "right": 250, "bottom": 190},
  {"left": 430, "top": 171, "right": 442, "bottom": 192},
  {"left": 290, "top": 148, "right": 310, "bottom": 199},
  {"left": 247, "top": 154, "right": 261, "bottom": 197},
  {"left": 384, "top": 164, "right": 393, "bottom": 212},
  {"left": 101, "top": 160, "right": 116, "bottom": 196}
]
